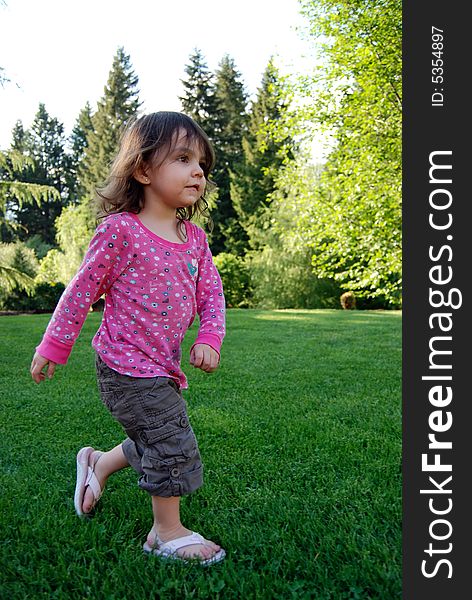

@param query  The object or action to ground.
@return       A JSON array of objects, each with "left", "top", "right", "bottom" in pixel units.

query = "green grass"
[{"left": 0, "top": 309, "right": 401, "bottom": 599}]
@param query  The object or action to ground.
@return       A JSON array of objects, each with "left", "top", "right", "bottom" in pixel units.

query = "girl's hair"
[{"left": 96, "top": 111, "right": 216, "bottom": 238}]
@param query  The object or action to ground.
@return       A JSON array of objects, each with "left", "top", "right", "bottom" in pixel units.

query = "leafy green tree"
[
  {"left": 246, "top": 157, "right": 341, "bottom": 308},
  {"left": 36, "top": 201, "right": 96, "bottom": 285},
  {"left": 79, "top": 47, "right": 141, "bottom": 198},
  {"left": 230, "top": 57, "right": 294, "bottom": 253},
  {"left": 179, "top": 49, "right": 219, "bottom": 234},
  {"left": 280, "top": 0, "right": 402, "bottom": 304}
]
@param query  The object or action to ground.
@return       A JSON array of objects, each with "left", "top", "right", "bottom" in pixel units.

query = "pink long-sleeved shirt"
[{"left": 36, "top": 212, "right": 226, "bottom": 389}]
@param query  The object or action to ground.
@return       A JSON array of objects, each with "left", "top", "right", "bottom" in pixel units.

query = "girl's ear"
[{"left": 133, "top": 166, "right": 150, "bottom": 185}]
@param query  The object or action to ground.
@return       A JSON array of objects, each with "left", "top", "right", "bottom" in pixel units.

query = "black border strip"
[{"left": 403, "top": 1, "right": 469, "bottom": 597}]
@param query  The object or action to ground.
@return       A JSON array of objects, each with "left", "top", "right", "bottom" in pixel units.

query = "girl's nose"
[{"left": 193, "top": 163, "right": 204, "bottom": 177}]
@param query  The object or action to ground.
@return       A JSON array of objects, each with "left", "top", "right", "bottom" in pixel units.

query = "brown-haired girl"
[{"left": 30, "top": 112, "right": 226, "bottom": 565}]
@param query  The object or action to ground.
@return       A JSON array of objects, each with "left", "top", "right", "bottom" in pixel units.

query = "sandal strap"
[
  {"left": 158, "top": 532, "right": 205, "bottom": 555},
  {"left": 84, "top": 465, "right": 102, "bottom": 501}
]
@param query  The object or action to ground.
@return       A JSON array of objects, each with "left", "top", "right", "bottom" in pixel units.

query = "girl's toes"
[
  {"left": 205, "top": 540, "right": 221, "bottom": 552},
  {"left": 179, "top": 544, "right": 215, "bottom": 560},
  {"left": 82, "top": 487, "right": 93, "bottom": 513},
  {"left": 202, "top": 546, "right": 215, "bottom": 559}
]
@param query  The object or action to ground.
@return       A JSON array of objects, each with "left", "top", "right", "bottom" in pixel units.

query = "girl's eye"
[{"left": 179, "top": 155, "right": 189, "bottom": 162}]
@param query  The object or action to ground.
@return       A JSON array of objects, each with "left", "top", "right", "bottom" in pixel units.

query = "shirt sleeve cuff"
[
  {"left": 191, "top": 333, "right": 222, "bottom": 358},
  {"left": 36, "top": 334, "right": 73, "bottom": 364}
]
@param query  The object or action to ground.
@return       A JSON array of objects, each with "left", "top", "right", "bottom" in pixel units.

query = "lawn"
[{"left": 0, "top": 309, "right": 401, "bottom": 599}]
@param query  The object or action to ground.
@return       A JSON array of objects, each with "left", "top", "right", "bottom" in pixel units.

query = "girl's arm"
[
  {"left": 31, "top": 217, "right": 130, "bottom": 381},
  {"left": 190, "top": 228, "right": 226, "bottom": 370}
]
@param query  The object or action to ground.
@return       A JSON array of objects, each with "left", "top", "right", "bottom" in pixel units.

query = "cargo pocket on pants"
[{"left": 141, "top": 410, "right": 199, "bottom": 465}]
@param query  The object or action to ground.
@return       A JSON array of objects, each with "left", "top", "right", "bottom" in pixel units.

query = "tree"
[
  {"left": 10, "top": 120, "right": 27, "bottom": 152},
  {"left": 245, "top": 156, "right": 341, "bottom": 308},
  {"left": 79, "top": 47, "right": 141, "bottom": 199},
  {"left": 179, "top": 48, "right": 218, "bottom": 138},
  {"left": 36, "top": 201, "right": 96, "bottom": 285},
  {"left": 0, "top": 54, "right": 58, "bottom": 293},
  {"left": 180, "top": 51, "right": 248, "bottom": 254},
  {"left": 0, "top": 149, "right": 59, "bottom": 292},
  {"left": 230, "top": 57, "right": 294, "bottom": 253},
  {"left": 4, "top": 104, "right": 71, "bottom": 245},
  {"left": 68, "top": 102, "right": 94, "bottom": 201},
  {"left": 36, "top": 49, "right": 141, "bottom": 286},
  {"left": 282, "top": 0, "right": 402, "bottom": 304},
  {"left": 0, "top": 240, "right": 39, "bottom": 307},
  {"left": 210, "top": 55, "right": 248, "bottom": 254}
]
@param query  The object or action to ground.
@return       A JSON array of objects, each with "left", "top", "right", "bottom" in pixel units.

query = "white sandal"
[
  {"left": 143, "top": 531, "right": 226, "bottom": 566},
  {"left": 74, "top": 447, "right": 103, "bottom": 516}
]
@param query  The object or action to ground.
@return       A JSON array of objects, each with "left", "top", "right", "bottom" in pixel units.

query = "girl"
[{"left": 30, "top": 112, "right": 226, "bottom": 566}]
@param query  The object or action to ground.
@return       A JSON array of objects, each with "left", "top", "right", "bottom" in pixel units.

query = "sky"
[{"left": 0, "top": 0, "right": 327, "bottom": 160}]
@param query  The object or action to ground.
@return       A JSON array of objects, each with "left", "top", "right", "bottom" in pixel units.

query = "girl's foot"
[
  {"left": 146, "top": 525, "right": 221, "bottom": 561},
  {"left": 82, "top": 451, "right": 106, "bottom": 513}
]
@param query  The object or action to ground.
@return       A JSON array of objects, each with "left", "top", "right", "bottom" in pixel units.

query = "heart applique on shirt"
[{"left": 187, "top": 261, "right": 197, "bottom": 276}]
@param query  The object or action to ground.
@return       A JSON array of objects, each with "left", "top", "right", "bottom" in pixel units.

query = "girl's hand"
[
  {"left": 30, "top": 351, "right": 57, "bottom": 384},
  {"left": 190, "top": 344, "right": 219, "bottom": 373}
]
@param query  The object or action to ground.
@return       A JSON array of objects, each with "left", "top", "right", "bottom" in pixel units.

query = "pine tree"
[
  {"left": 210, "top": 54, "right": 248, "bottom": 254},
  {"left": 0, "top": 146, "right": 60, "bottom": 289},
  {"left": 10, "top": 121, "right": 27, "bottom": 152},
  {"left": 68, "top": 102, "right": 94, "bottom": 200},
  {"left": 179, "top": 48, "right": 218, "bottom": 137},
  {"left": 7, "top": 104, "right": 70, "bottom": 244},
  {"left": 79, "top": 47, "right": 141, "bottom": 199},
  {"left": 34, "top": 49, "right": 141, "bottom": 286},
  {"left": 230, "top": 58, "right": 293, "bottom": 252}
]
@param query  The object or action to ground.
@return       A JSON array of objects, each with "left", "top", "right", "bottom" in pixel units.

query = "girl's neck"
[
  {"left": 136, "top": 207, "right": 187, "bottom": 244},
  {"left": 139, "top": 202, "right": 177, "bottom": 226}
]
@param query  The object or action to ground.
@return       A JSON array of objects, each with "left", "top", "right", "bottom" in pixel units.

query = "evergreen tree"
[
  {"left": 79, "top": 47, "right": 141, "bottom": 199},
  {"left": 179, "top": 48, "right": 217, "bottom": 137},
  {"left": 68, "top": 102, "right": 94, "bottom": 200},
  {"left": 10, "top": 120, "right": 27, "bottom": 152},
  {"left": 37, "top": 48, "right": 141, "bottom": 284},
  {"left": 230, "top": 58, "right": 293, "bottom": 253},
  {"left": 7, "top": 104, "right": 70, "bottom": 244},
  {"left": 210, "top": 54, "right": 248, "bottom": 254},
  {"left": 0, "top": 147, "right": 59, "bottom": 291}
]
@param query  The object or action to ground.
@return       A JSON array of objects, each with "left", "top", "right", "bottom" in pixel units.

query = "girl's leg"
[
  {"left": 147, "top": 496, "right": 221, "bottom": 560},
  {"left": 82, "top": 443, "right": 129, "bottom": 513}
]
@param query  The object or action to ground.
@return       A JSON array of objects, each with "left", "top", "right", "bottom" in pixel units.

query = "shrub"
[
  {"left": 340, "top": 291, "right": 356, "bottom": 310},
  {"left": 0, "top": 241, "right": 39, "bottom": 278},
  {"left": 0, "top": 242, "right": 39, "bottom": 308},
  {"left": 2, "top": 281, "right": 65, "bottom": 312},
  {"left": 247, "top": 245, "right": 341, "bottom": 309},
  {"left": 213, "top": 252, "right": 251, "bottom": 308},
  {"left": 24, "top": 234, "right": 54, "bottom": 260},
  {"left": 36, "top": 202, "right": 95, "bottom": 285},
  {"left": 35, "top": 249, "right": 68, "bottom": 285}
]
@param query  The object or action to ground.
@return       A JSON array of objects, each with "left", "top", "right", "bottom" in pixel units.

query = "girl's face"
[{"left": 140, "top": 129, "right": 207, "bottom": 212}]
